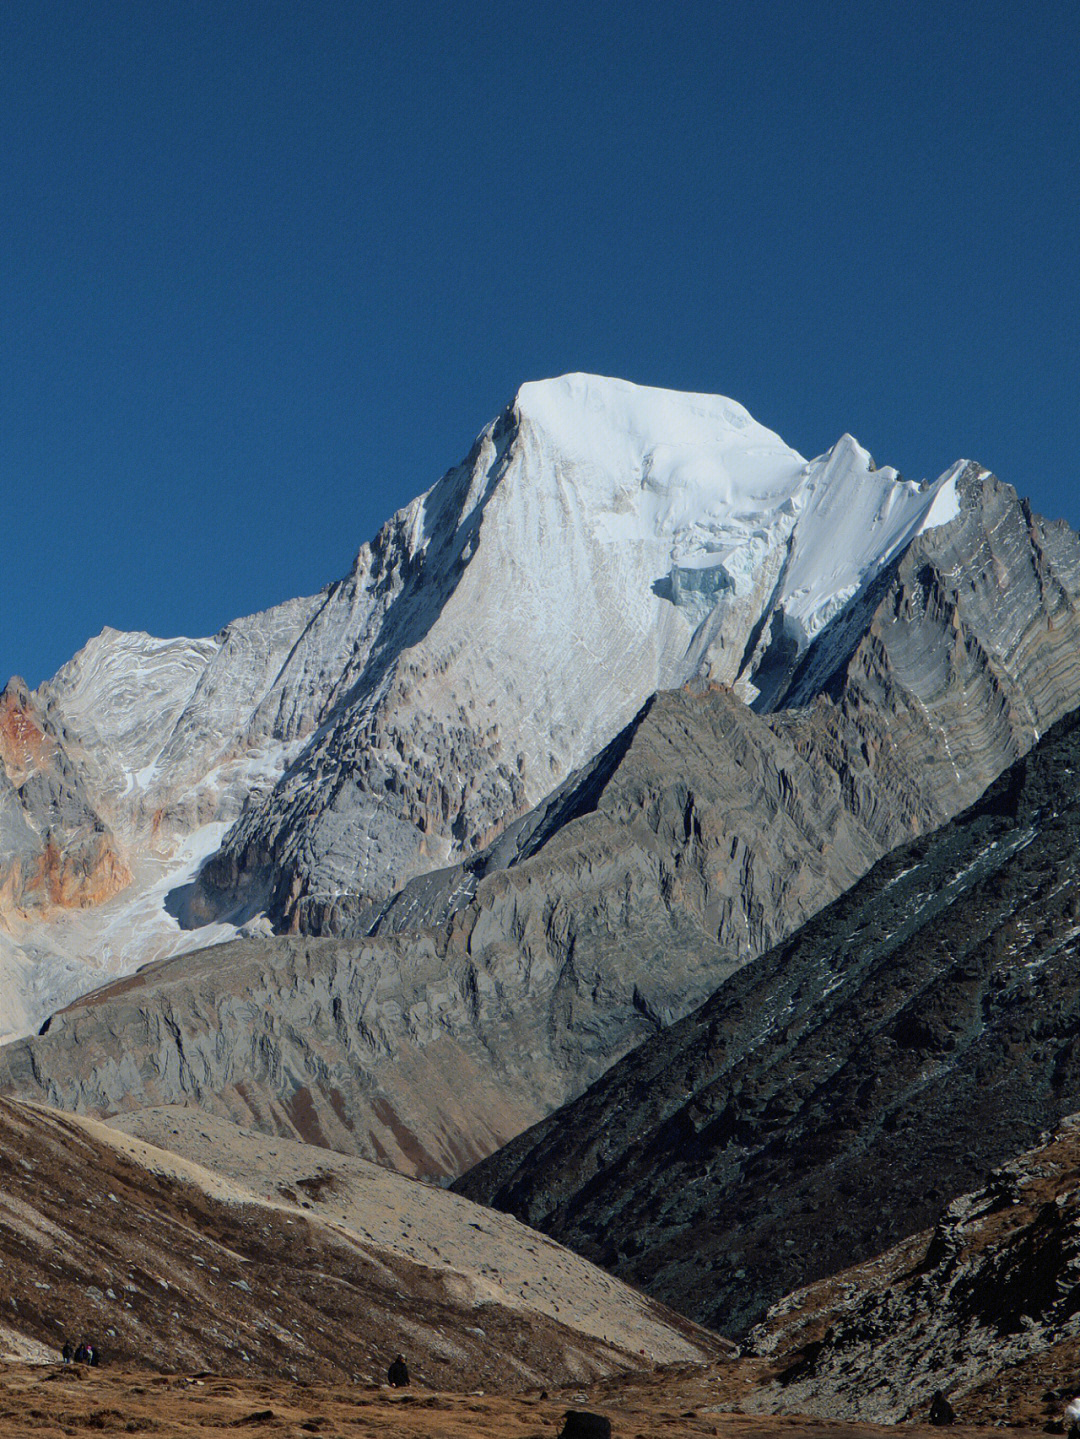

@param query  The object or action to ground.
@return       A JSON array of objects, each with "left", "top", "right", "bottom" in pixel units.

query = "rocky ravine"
[
  {"left": 457, "top": 700, "right": 1080, "bottom": 1337},
  {"left": 743, "top": 1112, "right": 1080, "bottom": 1427}
]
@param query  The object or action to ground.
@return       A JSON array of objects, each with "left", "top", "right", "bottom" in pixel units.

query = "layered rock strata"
[
  {"left": 7, "top": 649, "right": 1080, "bottom": 1196},
  {"left": 457, "top": 702, "right": 1080, "bottom": 1337},
  {"left": 0, "top": 665, "right": 988, "bottom": 1173}
]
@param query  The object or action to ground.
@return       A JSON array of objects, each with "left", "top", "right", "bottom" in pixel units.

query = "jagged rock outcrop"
[
  {"left": 456, "top": 702, "right": 1080, "bottom": 1338},
  {"left": 0, "top": 679, "right": 129, "bottom": 923}
]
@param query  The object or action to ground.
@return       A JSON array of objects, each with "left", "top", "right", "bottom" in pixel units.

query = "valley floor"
[{"left": 0, "top": 1362, "right": 1050, "bottom": 1439}]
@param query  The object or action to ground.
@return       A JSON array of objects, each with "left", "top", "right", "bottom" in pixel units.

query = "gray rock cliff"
[{"left": 456, "top": 702, "right": 1080, "bottom": 1338}]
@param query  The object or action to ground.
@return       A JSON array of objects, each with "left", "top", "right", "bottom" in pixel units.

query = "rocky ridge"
[
  {"left": 456, "top": 700, "right": 1080, "bottom": 1337},
  {"left": 0, "top": 674, "right": 942, "bottom": 1175},
  {"left": 188, "top": 380, "right": 957, "bottom": 939},
  {"left": 5, "top": 467, "right": 1080, "bottom": 1176},
  {"left": 0, "top": 667, "right": 1050, "bottom": 1180}
]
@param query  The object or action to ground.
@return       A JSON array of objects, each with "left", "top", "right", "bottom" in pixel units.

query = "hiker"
[
  {"left": 387, "top": 1354, "right": 409, "bottom": 1386},
  {"left": 61, "top": 1340, "right": 73, "bottom": 1364},
  {"left": 86, "top": 1342, "right": 99, "bottom": 1367},
  {"left": 73, "top": 1343, "right": 88, "bottom": 1364}
]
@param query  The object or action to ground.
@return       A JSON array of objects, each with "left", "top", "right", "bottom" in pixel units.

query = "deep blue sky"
[{"left": 3, "top": 0, "right": 1078, "bottom": 688}]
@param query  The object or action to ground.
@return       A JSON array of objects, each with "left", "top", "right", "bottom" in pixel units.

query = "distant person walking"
[
  {"left": 61, "top": 1340, "right": 73, "bottom": 1363},
  {"left": 387, "top": 1354, "right": 409, "bottom": 1386}
]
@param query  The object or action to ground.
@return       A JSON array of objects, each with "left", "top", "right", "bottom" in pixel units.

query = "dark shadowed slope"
[
  {"left": 457, "top": 702, "right": 1080, "bottom": 1337},
  {"left": 744, "top": 1111, "right": 1080, "bottom": 1427}
]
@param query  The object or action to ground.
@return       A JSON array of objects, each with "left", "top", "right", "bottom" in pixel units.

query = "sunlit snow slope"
[{"left": 2, "top": 374, "right": 963, "bottom": 1038}]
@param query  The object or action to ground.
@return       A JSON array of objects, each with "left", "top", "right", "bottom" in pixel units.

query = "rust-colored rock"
[{"left": 0, "top": 679, "right": 130, "bottom": 924}]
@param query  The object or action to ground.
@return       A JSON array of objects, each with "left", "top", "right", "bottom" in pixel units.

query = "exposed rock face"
[
  {"left": 0, "top": 680, "right": 942, "bottom": 1178},
  {"left": 6, "top": 378, "right": 1080, "bottom": 1213},
  {"left": 2, "top": 442, "right": 1080, "bottom": 1190},
  {"left": 0, "top": 612, "right": 325, "bottom": 1036},
  {"left": 36, "top": 609, "right": 322, "bottom": 846},
  {"left": 7, "top": 571, "right": 1080, "bottom": 1187},
  {"left": 456, "top": 702, "right": 1080, "bottom": 1338},
  {"left": 0, "top": 679, "right": 129, "bottom": 922},
  {"left": 744, "top": 1115, "right": 1080, "bottom": 1427},
  {"left": 200, "top": 456, "right": 1080, "bottom": 975},
  {"left": 778, "top": 471, "right": 1080, "bottom": 775},
  {"left": 0, "top": 1098, "right": 721, "bottom": 1385},
  {"left": 0, "top": 664, "right": 993, "bottom": 1174}
]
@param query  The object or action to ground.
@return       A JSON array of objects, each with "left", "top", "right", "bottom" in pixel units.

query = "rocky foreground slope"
[
  {"left": 0, "top": 1097, "right": 722, "bottom": 1387},
  {"left": 4, "top": 1091, "right": 1078, "bottom": 1435},
  {"left": 9, "top": 374, "right": 1080, "bottom": 1044},
  {"left": 744, "top": 1112, "right": 1080, "bottom": 1428},
  {"left": 457, "top": 701, "right": 1080, "bottom": 1337}
]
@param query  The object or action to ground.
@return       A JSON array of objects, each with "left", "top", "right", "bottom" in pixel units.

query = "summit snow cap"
[{"left": 503, "top": 373, "right": 963, "bottom": 650}]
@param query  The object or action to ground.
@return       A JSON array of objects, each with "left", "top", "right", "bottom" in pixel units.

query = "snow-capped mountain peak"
[
  {"left": 503, "top": 373, "right": 960, "bottom": 653},
  {"left": 3, "top": 375, "right": 974, "bottom": 1036}
]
